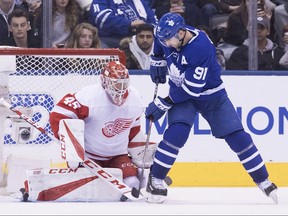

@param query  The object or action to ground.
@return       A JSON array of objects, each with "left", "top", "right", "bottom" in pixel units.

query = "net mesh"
[{"left": 0, "top": 48, "right": 125, "bottom": 161}]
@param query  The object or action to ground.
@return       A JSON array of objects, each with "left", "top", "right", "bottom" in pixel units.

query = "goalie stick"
[{"left": 0, "top": 97, "right": 141, "bottom": 201}]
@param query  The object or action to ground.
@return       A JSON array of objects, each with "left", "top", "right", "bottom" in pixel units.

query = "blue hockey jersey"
[
  {"left": 89, "top": 0, "right": 157, "bottom": 38},
  {"left": 154, "top": 26, "right": 226, "bottom": 103}
]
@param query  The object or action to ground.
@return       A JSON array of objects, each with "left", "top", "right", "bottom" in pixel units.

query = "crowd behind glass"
[{"left": 1, "top": 0, "right": 288, "bottom": 70}]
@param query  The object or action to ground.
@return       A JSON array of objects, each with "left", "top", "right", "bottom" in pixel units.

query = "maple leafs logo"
[
  {"left": 102, "top": 118, "right": 133, "bottom": 138},
  {"left": 168, "top": 63, "right": 184, "bottom": 87},
  {"left": 167, "top": 20, "right": 175, "bottom": 26}
]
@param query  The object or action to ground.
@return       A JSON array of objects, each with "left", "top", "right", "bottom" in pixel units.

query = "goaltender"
[{"left": 46, "top": 61, "right": 156, "bottom": 201}]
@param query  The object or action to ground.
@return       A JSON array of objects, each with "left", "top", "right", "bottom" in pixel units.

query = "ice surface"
[{"left": 0, "top": 187, "right": 287, "bottom": 215}]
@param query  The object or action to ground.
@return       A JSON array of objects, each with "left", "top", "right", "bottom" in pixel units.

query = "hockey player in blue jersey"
[{"left": 145, "top": 12, "right": 278, "bottom": 204}]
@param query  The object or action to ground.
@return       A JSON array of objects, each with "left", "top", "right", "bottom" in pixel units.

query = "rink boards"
[{"left": 3, "top": 73, "right": 288, "bottom": 187}]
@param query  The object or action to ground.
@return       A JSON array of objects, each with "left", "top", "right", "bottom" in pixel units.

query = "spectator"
[
  {"left": 265, "top": 0, "right": 277, "bottom": 11},
  {"left": 75, "top": 0, "right": 91, "bottom": 10},
  {"left": 15, "top": 0, "right": 28, "bottom": 9},
  {"left": 119, "top": 24, "right": 154, "bottom": 70},
  {"left": 75, "top": 0, "right": 92, "bottom": 21},
  {"left": 220, "top": 0, "right": 273, "bottom": 47},
  {"left": 197, "top": 0, "right": 242, "bottom": 27},
  {"left": 226, "top": 16, "right": 284, "bottom": 70},
  {"left": 56, "top": 22, "right": 101, "bottom": 71},
  {"left": 212, "top": 0, "right": 272, "bottom": 62},
  {"left": 211, "top": 0, "right": 242, "bottom": 14},
  {"left": 25, "top": 0, "right": 42, "bottom": 47},
  {"left": 65, "top": 22, "right": 101, "bottom": 48},
  {"left": 0, "top": 8, "right": 40, "bottom": 47},
  {"left": 273, "top": 2, "right": 288, "bottom": 48},
  {"left": 0, "top": 0, "right": 26, "bottom": 42},
  {"left": 153, "top": 0, "right": 204, "bottom": 27},
  {"left": 52, "top": 0, "right": 84, "bottom": 48},
  {"left": 15, "top": 0, "right": 41, "bottom": 9},
  {"left": 197, "top": 1, "right": 218, "bottom": 27},
  {"left": 199, "top": 0, "right": 275, "bottom": 16},
  {"left": 279, "top": 24, "right": 288, "bottom": 68},
  {"left": 197, "top": 24, "right": 226, "bottom": 70},
  {"left": 89, "top": 0, "right": 157, "bottom": 48},
  {"left": 217, "top": 39, "right": 239, "bottom": 63}
]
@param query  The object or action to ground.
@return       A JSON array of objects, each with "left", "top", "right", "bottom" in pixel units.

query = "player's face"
[{"left": 164, "top": 36, "right": 181, "bottom": 49}]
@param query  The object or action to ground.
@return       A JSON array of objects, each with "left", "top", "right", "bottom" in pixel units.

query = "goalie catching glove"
[
  {"left": 128, "top": 131, "right": 158, "bottom": 168},
  {"left": 145, "top": 96, "right": 173, "bottom": 122}
]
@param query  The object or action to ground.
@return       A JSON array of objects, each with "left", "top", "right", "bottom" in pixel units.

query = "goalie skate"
[
  {"left": 257, "top": 179, "right": 278, "bottom": 204},
  {"left": 146, "top": 172, "right": 167, "bottom": 204}
]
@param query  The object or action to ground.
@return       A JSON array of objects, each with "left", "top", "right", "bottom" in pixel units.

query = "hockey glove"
[
  {"left": 145, "top": 96, "right": 173, "bottom": 122},
  {"left": 150, "top": 55, "right": 167, "bottom": 84}
]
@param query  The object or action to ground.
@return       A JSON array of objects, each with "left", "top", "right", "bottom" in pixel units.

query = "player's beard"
[{"left": 176, "top": 30, "right": 187, "bottom": 50}]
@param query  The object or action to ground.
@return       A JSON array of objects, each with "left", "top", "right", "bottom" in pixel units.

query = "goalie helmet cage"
[{"left": 0, "top": 48, "right": 126, "bottom": 167}]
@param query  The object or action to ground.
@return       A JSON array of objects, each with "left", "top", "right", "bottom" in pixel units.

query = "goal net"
[{"left": 0, "top": 48, "right": 125, "bottom": 193}]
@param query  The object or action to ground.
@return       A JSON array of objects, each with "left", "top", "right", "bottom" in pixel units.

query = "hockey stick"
[
  {"left": 132, "top": 82, "right": 159, "bottom": 198},
  {"left": 0, "top": 155, "right": 9, "bottom": 188},
  {"left": 0, "top": 97, "right": 141, "bottom": 201}
]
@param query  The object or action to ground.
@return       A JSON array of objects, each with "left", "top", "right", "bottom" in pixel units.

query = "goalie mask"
[{"left": 100, "top": 61, "right": 129, "bottom": 106}]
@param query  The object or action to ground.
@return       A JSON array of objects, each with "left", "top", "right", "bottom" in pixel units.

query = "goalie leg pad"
[{"left": 25, "top": 167, "right": 124, "bottom": 202}]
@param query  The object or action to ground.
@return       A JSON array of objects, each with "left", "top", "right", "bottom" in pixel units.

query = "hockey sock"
[
  {"left": 152, "top": 123, "right": 190, "bottom": 179},
  {"left": 151, "top": 140, "right": 179, "bottom": 179},
  {"left": 225, "top": 130, "right": 268, "bottom": 183},
  {"left": 238, "top": 143, "right": 268, "bottom": 183}
]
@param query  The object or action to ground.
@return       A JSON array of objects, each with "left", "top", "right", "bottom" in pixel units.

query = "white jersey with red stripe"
[{"left": 50, "top": 84, "right": 144, "bottom": 160}]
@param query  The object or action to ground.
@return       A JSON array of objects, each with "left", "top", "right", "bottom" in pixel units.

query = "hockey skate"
[
  {"left": 146, "top": 172, "right": 167, "bottom": 204},
  {"left": 257, "top": 179, "right": 278, "bottom": 204}
]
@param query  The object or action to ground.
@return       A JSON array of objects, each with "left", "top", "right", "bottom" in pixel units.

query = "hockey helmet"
[
  {"left": 156, "top": 12, "right": 186, "bottom": 46},
  {"left": 100, "top": 61, "right": 129, "bottom": 106}
]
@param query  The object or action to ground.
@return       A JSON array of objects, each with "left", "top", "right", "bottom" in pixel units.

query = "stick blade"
[
  {"left": 164, "top": 176, "right": 173, "bottom": 186},
  {"left": 131, "top": 187, "right": 141, "bottom": 198},
  {"left": 120, "top": 195, "right": 128, "bottom": 202}
]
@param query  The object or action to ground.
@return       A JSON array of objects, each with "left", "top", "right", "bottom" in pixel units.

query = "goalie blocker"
[{"left": 22, "top": 119, "right": 159, "bottom": 202}]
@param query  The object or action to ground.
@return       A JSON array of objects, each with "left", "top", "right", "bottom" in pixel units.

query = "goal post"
[{"left": 0, "top": 47, "right": 126, "bottom": 192}]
